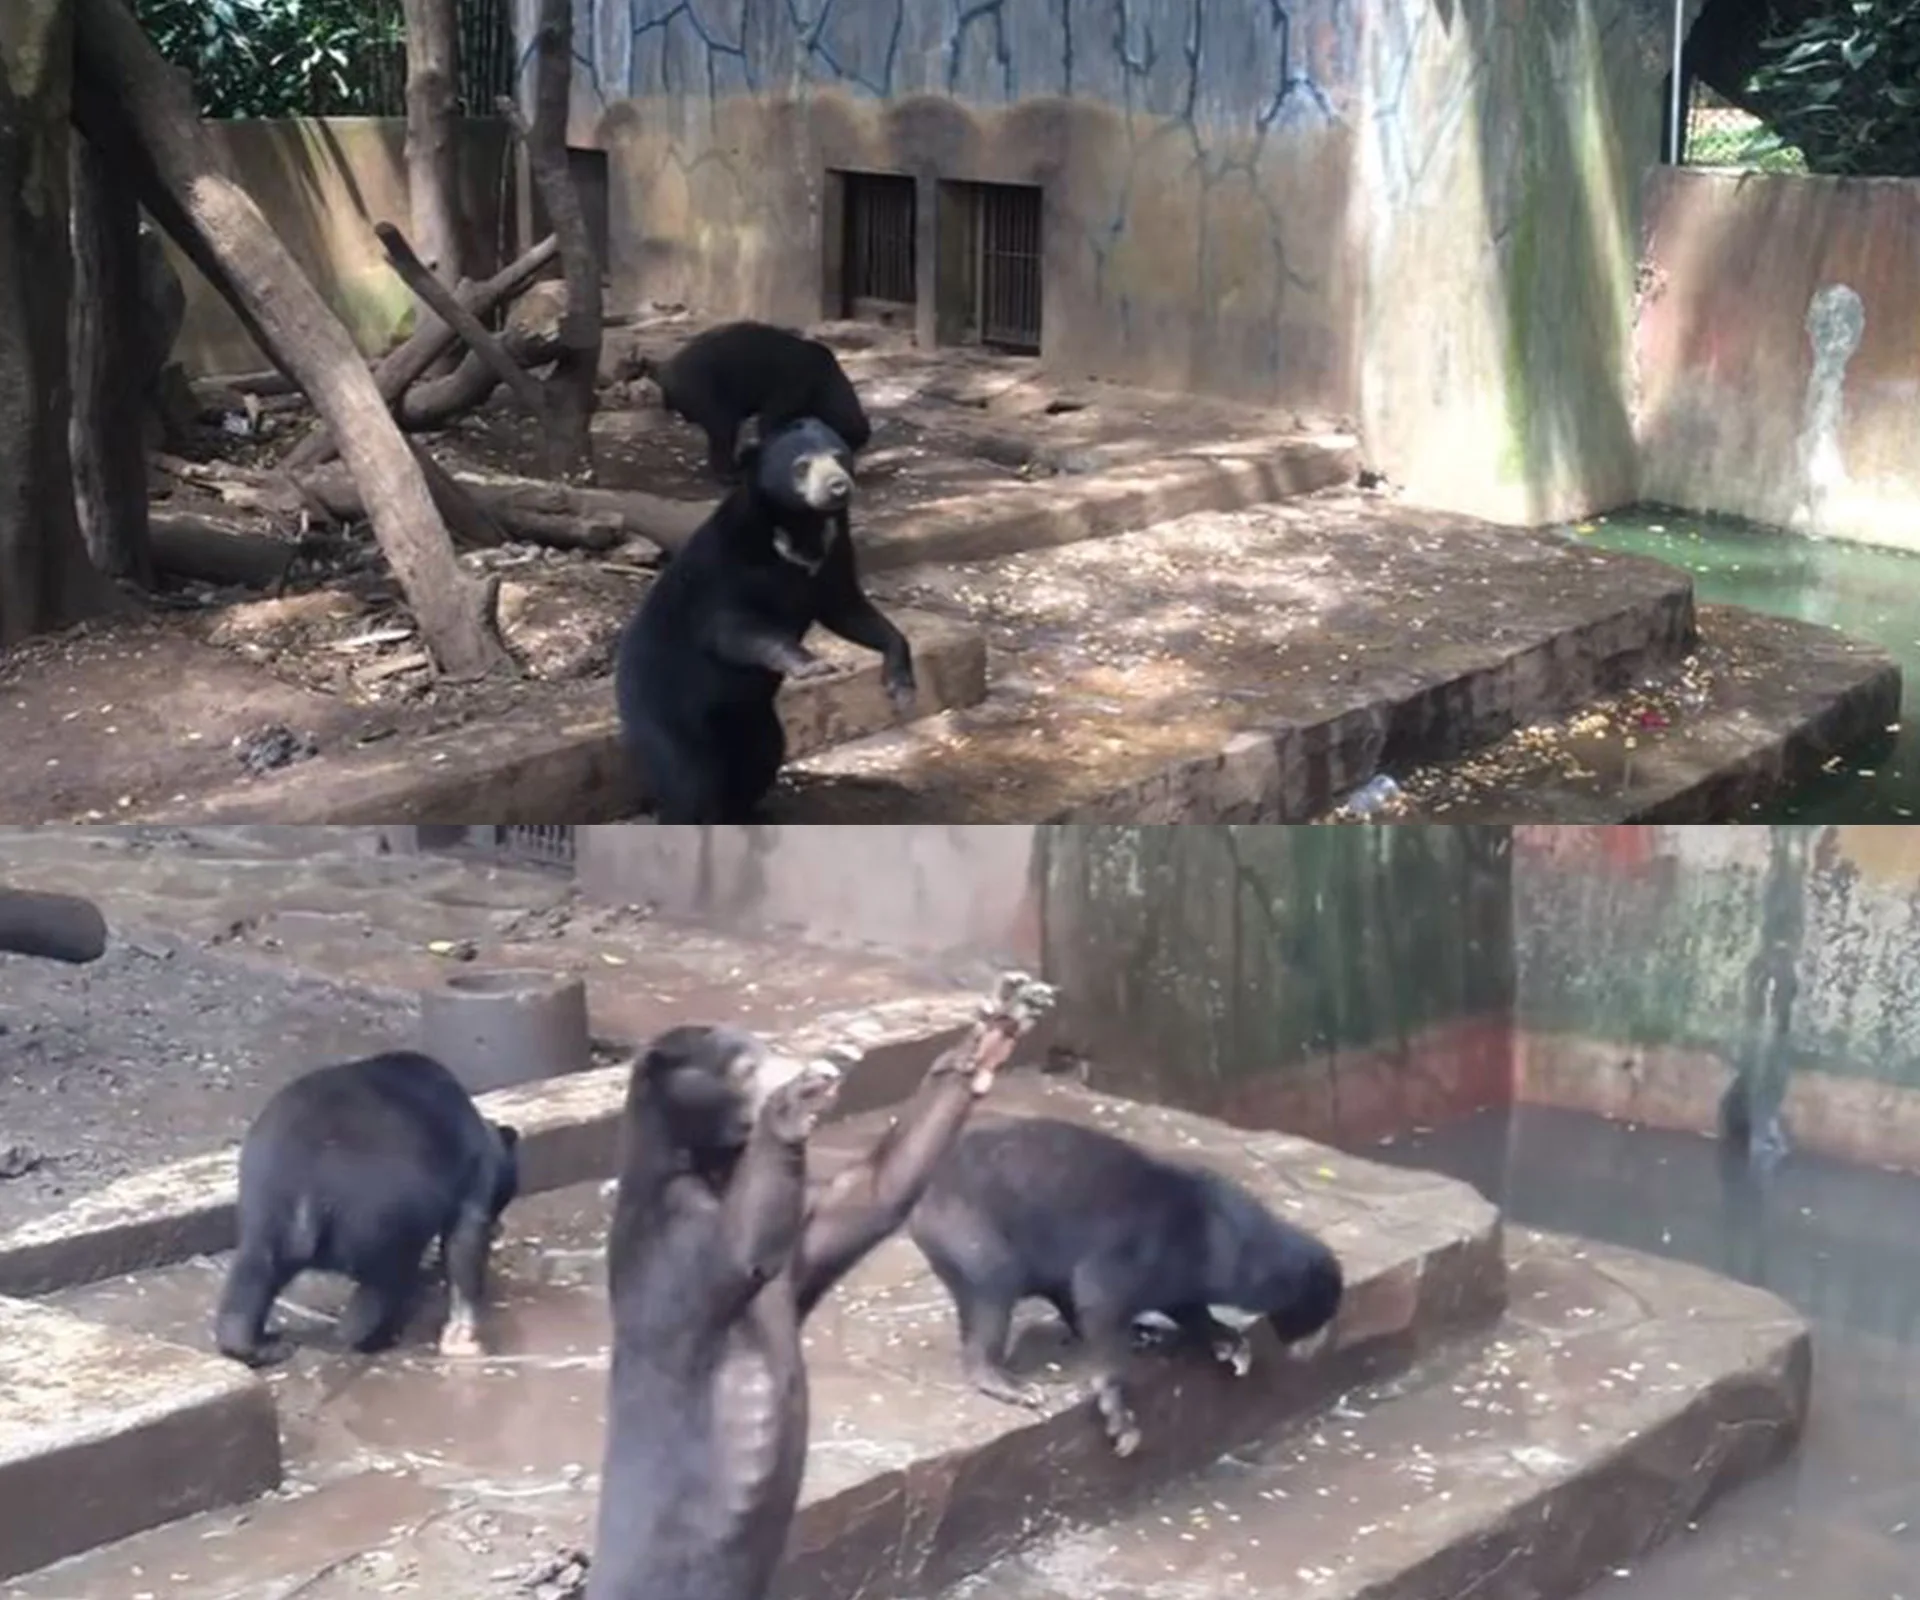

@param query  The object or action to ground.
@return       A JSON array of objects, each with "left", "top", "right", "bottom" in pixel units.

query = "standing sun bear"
[
  {"left": 586, "top": 973, "right": 1058, "bottom": 1600},
  {"left": 908, "top": 1115, "right": 1344, "bottom": 1458},
  {"left": 613, "top": 415, "right": 916, "bottom": 822}
]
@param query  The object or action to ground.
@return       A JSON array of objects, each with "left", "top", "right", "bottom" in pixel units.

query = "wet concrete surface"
[
  {"left": 948, "top": 1230, "right": 1808, "bottom": 1600},
  {"left": 10, "top": 1078, "right": 1503, "bottom": 1599},
  {"left": 1368, "top": 1104, "right": 1920, "bottom": 1599},
  {"left": 0, "top": 827, "right": 964, "bottom": 1229}
]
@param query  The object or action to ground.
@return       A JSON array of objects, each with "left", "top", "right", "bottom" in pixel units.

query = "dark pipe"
[{"left": 0, "top": 889, "right": 110, "bottom": 964}]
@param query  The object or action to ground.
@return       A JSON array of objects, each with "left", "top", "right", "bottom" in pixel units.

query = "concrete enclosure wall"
[
  {"left": 572, "top": 825, "right": 1042, "bottom": 961},
  {"left": 517, "top": 0, "right": 1686, "bottom": 523},
  {"left": 1038, "top": 825, "right": 1515, "bottom": 1142},
  {"left": 1512, "top": 825, "right": 1920, "bottom": 1169},
  {"left": 164, "top": 117, "right": 516, "bottom": 377},
  {"left": 1636, "top": 169, "right": 1920, "bottom": 551}
]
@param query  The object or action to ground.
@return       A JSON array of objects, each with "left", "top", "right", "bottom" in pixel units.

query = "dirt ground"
[
  {"left": 0, "top": 931, "right": 412, "bottom": 1231},
  {"left": 0, "top": 315, "right": 1315, "bottom": 823}
]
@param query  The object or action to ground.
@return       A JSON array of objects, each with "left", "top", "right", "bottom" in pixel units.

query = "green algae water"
[{"left": 1561, "top": 506, "right": 1917, "bottom": 821}]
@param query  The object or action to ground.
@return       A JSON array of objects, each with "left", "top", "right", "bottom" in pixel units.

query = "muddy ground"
[
  {"left": 0, "top": 316, "right": 1312, "bottom": 823},
  {"left": 0, "top": 930, "right": 412, "bottom": 1231}
]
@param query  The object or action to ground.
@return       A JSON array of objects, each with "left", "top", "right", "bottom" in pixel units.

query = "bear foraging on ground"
[
  {"left": 213, "top": 1051, "right": 521, "bottom": 1366},
  {"left": 613, "top": 414, "right": 916, "bottom": 823},
  {"left": 640, "top": 320, "right": 871, "bottom": 481},
  {"left": 586, "top": 974, "right": 1057, "bottom": 1600},
  {"left": 907, "top": 1115, "right": 1344, "bottom": 1456}
]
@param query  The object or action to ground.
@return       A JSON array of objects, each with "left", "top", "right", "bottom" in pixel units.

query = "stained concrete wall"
[
  {"left": 1038, "top": 825, "right": 1515, "bottom": 1142},
  {"left": 515, "top": 0, "right": 1688, "bottom": 523},
  {"left": 572, "top": 825, "right": 1042, "bottom": 962},
  {"left": 1636, "top": 169, "right": 1920, "bottom": 550},
  {"left": 1513, "top": 825, "right": 1920, "bottom": 1169},
  {"left": 164, "top": 117, "right": 516, "bottom": 377}
]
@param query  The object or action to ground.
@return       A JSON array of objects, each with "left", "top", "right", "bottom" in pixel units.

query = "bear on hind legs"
[{"left": 613, "top": 415, "right": 916, "bottom": 823}]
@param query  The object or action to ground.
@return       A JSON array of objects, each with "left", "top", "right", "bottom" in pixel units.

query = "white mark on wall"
[{"left": 1794, "top": 282, "right": 1865, "bottom": 534}]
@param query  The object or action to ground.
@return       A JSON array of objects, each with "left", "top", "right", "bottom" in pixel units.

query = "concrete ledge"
[
  {"left": 10, "top": 1078, "right": 1503, "bottom": 1593},
  {"left": 863, "top": 435, "right": 1360, "bottom": 571},
  {"left": 0, "top": 995, "right": 991, "bottom": 1297},
  {"left": 131, "top": 607, "right": 987, "bottom": 825},
  {"left": 0, "top": 1297, "right": 282, "bottom": 1580},
  {"left": 780, "top": 1078, "right": 1509, "bottom": 1598},
  {"left": 1362, "top": 603, "right": 1902, "bottom": 823},
  {"left": 968, "top": 1229, "right": 1810, "bottom": 1600}
]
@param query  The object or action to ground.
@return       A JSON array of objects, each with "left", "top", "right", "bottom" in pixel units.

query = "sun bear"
[
  {"left": 907, "top": 1115, "right": 1343, "bottom": 1456},
  {"left": 585, "top": 974, "right": 1057, "bottom": 1600},
  {"left": 613, "top": 415, "right": 916, "bottom": 823},
  {"left": 213, "top": 1051, "right": 520, "bottom": 1365},
  {"left": 640, "top": 320, "right": 871, "bottom": 481}
]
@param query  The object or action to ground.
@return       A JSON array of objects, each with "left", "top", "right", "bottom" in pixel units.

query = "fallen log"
[
  {"left": 397, "top": 319, "right": 561, "bottom": 432},
  {"left": 71, "top": 0, "right": 506, "bottom": 679},
  {"left": 281, "top": 232, "right": 558, "bottom": 472},
  {"left": 149, "top": 510, "right": 298, "bottom": 587},
  {"left": 375, "top": 221, "right": 549, "bottom": 423},
  {"left": 304, "top": 465, "right": 674, "bottom": 554}
]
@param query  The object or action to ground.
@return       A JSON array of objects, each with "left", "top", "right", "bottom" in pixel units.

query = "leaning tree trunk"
[
  {"left": 0, "top": 0, "right": 115, "bottom": 648},
  {"left": 525, "top": 0, "right": 601, "bottom": 482},
  {"left": 68, "top": 128, "right": 153, "bottom": 584},
  {"left": 69, "top": 0, "right": 506, "bottom": 679}
]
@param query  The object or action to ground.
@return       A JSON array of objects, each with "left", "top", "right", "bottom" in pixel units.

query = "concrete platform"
[
  {"left": 131, "top": 606, "right": 989, "bottom": 825},
  {"left": 9, "top": 1079, "right": 1505, "bottom": 1597},
  {"left": 947, "top": 1229, "right": 1810, "bottom": 1600},
  {"left": 1349, "top": 602, "right": 1902, "bottom": 821},
  {"left": 0, "top": 1297, "right": 281, "bottom": 1581},
  {"left": 765, "top": 493, "right": 1702, "bottom": 822}
]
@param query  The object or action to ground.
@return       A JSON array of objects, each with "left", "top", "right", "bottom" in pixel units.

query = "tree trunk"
[
  {"left": 0, "top": 0, "right": 114, "bottom": 648},
  {"left": 400, "top": 0, "right": 462, "bottom": 287},
  {"left": 521, "top": 0, "right": 601, "bottom": 482},
  {"left": 68, "top": 129, "right": 152, "bottom": 584},
  {"left": 69, "top": 0, "right": 506, "bottom": 679}
]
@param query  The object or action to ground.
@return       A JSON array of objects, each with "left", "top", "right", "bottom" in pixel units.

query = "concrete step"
[
  {"left": 943, "top": 1230, "right": 1809, "bottom": 1600},
  {"left": 135, "top": 606, "right": 989, "bottom": 825},
  {"left": 9, "top": 1080, "right": 1505, "bottom": 1596},
  {"left": 763, "top": 492, "right": 1704, "bottom": 821},
  {"left": 1328, "top": 602, "right": 1901, "bottom": 821},
  {"left": 0, "top": 1297, "right": 281, "bottom": 1581}
]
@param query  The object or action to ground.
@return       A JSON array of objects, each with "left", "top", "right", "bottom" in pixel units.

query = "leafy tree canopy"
[
  {"left": 131, "top": 0, "right": 405, "bottom": 118},
  {"left": 1748, "top": 0, "right": 1920, "bottom": 175}
]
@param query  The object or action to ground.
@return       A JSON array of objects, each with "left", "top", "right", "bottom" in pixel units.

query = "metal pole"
[{"left": 1669, "top": 0, "right": 1686, "bottom": 164}]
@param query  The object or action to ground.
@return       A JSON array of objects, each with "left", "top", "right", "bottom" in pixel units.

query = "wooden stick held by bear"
[{"left": 585, "top": 974, "right": 1057, "bottom": 1600}]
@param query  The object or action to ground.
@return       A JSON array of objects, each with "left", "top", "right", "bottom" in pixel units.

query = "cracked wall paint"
[{"left": 520, "top": 0, "right": 1682, "bottom": 512}]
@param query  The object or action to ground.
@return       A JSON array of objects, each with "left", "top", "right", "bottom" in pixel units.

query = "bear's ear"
[
  {"left": 735, "top": 440, "right": 766, "bottom": 479},
  {"left": 492, "top": 1122, "right": 521, "bottom": 1151}
]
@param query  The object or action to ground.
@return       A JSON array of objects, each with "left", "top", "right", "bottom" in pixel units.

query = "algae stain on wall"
[
  {"left": 1037, "top": 825, "right": 1513, "bottom": 1106},
  {"left": 1516, "top": 825, "right": 1920, "bottom": 1092}
]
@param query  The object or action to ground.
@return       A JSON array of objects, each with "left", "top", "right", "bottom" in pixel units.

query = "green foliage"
[
  {"left": 1748, "top": 0, "right": 1920, "bottom": 176},
  {"left": 130, "top": 0, "right": 405, "bottom": 119}
]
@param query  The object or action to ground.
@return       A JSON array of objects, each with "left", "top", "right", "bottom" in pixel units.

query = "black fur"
[
  {"left": 907, "top": 1115, "right": 1343, "bottom": 1456},
  {"left": 613, "top": 418, "right": 915, "bottom": 823},
  {"left": 645, "top": 320, "right": 871, "bottom": 480},
  {"left": 213, "top": 1051, "right": 521, "bottom": 1366},
  {"left": 589, "top": 991, "right": 1046, "bottom": 1600}
]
